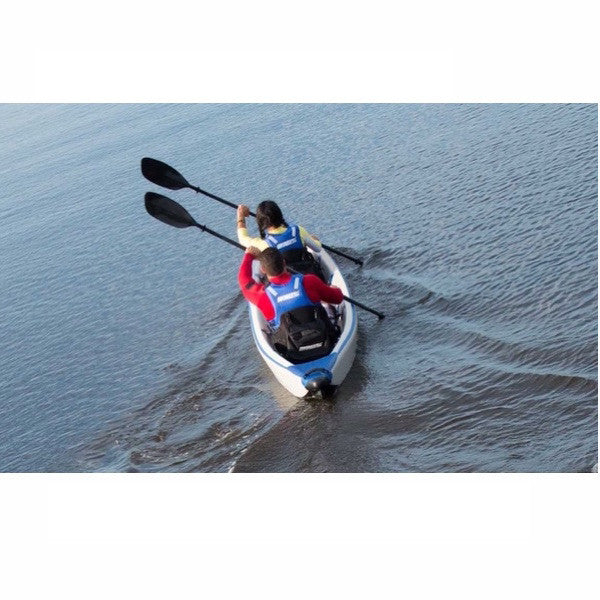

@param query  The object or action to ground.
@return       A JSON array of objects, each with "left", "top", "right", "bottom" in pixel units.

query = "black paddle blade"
[
  {"left": 141, "top": 157, "right": 191, "bottom": 190},
  {"left": 145, "top": 192, "right": 198, "bottom": 229}
]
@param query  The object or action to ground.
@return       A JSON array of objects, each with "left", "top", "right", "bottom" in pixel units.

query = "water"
[{"left": 0, "top": 103, "right": 596, "bottom": 472}]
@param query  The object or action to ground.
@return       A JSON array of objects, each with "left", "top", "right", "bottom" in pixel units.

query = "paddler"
[
  {"left": 238, "top": 246, "right": 343, "bottom": 363},
  {"left": 236, "top": 201, "right": 325, "bottom": 279}
]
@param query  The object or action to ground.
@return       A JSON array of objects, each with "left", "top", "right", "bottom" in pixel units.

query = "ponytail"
[{"left": 256, "top": 200, "right": 288, "bottom": 238}]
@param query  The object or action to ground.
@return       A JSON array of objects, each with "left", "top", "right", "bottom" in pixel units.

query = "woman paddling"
[{"left": 236, "top": 200, "right": 325, "bottom": 279}]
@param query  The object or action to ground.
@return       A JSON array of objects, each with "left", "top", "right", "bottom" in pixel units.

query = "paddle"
[
  {"left": 141, "top": 157, "right": 364, "bottom": 266},
  {"left": 145, "top": 192, "right": 245, "bottom": 250},
  {"left": 145, "top": 192, "right": 384, "bottom": 320}
]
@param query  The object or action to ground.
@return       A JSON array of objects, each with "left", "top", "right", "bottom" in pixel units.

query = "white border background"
[
  {"left": 1, "top": 1, "right": 598, "bottom": 598},
  {"left": 2, "top": 0, "right": 598, "bottom": 102}
]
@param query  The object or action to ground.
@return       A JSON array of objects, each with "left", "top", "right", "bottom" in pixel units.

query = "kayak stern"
[{"left": 302, "top": 368, "right": 333, "bottom": 392}]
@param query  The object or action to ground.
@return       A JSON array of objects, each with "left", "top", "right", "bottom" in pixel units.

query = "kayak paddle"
[
  {"left": 145, "top": 192, "right": 245, "bottom": 251},
  {"left": 141, "top": 157, "right": 364, "bottom": 266}
]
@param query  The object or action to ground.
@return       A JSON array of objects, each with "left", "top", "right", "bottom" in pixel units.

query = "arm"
[
  {"left": 238, "top": 228, "right": 268, "bottom": 250},
  {"left": 237, "top": 251, "right": 275, "bottom": 320},
  {"left": 236, "top": 204, "right": 268, "bottom": 250},
  {"left": 298, "top": 225, "right": 322, "bottom": 252},
  {"left": 302, "top": 274, "right": 344, "bottom": 305}
]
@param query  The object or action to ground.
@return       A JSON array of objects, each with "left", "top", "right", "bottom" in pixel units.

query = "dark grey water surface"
[{"left": 0, "top": 104, "right": 596, "bottom": 472}]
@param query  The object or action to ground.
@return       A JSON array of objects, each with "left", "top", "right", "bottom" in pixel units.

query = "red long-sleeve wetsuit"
[{"left": 237, "top": 252, "right": 344, "bottom": 321}]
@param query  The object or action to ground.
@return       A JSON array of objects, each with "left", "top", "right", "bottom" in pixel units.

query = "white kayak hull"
[{"left": 248, "top": 248, "right": 358, "bottom": 398}]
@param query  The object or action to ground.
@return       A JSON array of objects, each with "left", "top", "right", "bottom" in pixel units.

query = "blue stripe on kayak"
[{"left": 249, "top": 300, "right": 357, "bottom": 377}]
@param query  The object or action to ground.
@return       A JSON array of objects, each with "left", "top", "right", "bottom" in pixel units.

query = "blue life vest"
[
  {"left": 266, "top": 274, "right": 318, "bottom": 329},
  {"left": 265, "top": 225, "right": 304, "bottom": 254}
]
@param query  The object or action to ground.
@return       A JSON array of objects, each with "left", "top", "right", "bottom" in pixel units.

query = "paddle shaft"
[
  {"left": 195, "top": 222, "right": 245, "bottom": 251},
  {"left": 342, "top": 295, "right": 385, "bottom": 320},
  {"left": 188, "top": 184, "right": 364, "bottom": 266}
]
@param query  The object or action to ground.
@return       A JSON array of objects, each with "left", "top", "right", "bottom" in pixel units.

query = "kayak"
[{"left": 248, "top": 248, "right": 358, "bottom": 398}]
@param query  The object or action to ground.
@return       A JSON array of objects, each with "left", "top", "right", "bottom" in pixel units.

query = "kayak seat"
[
  {"left": 270, "top": 305, "right": 340, "bottom": 364},
  {"left": 281, "top": 249, "right": 326, "bottom": 281}
]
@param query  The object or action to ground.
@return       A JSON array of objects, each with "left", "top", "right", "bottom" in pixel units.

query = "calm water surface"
[{"left": 0, "top": 103, "right": 596, "bottom": 472}]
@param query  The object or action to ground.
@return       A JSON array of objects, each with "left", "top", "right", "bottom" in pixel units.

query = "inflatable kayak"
[{"left": 249, "top": 248, "right": 358, "bottom": 398}]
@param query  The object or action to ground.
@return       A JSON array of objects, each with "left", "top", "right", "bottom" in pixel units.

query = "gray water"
[{"left": 0, "top": 103, "right": 596, "bottom": 472}]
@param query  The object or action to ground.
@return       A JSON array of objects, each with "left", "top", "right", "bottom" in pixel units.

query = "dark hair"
[
  {"left": 259, "top": 247, "right": 285, "bottom": 277},
  {"left": 256, "top": 200, "right": 288, "bottom": 238}
]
